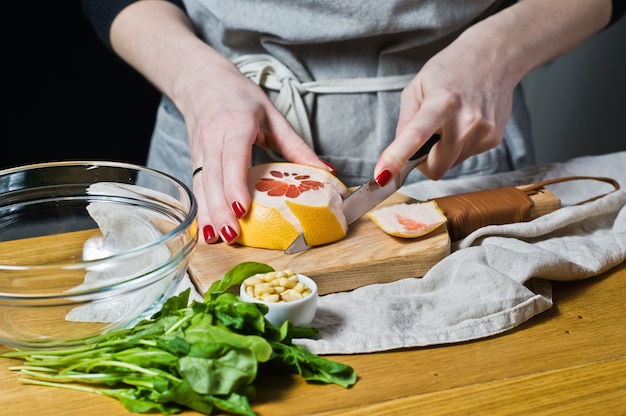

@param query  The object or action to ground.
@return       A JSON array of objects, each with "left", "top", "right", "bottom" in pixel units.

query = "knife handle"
[
  {"left": 409, "top": 134, "right": 441, "bottom": 162},
  {"left": 395, "top": 134, "right": 441, "bottom": 187}
]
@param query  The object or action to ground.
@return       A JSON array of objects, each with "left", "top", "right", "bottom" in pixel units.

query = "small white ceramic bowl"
[{"left": 240, "top": 273, "right": 318, "bottom": 327}]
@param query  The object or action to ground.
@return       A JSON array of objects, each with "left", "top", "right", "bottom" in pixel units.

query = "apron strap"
[{"left": 233, "top": 54, "right": 413, "bottom": 145}]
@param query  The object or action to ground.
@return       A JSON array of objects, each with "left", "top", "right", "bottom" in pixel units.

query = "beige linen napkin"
[{"left": 296, "top": 152, "right": 626, "bottom": 354}]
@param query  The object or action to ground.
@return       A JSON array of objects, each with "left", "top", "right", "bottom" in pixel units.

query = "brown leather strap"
[
  {"left": 433, "top": 187, "right": 534, "bottom": 241},
  {"left": 517, "top": 176, "right": 620, "bottom": 205},
  {"left": 433, "top": 176, "right": 620, "bottom": 241}
]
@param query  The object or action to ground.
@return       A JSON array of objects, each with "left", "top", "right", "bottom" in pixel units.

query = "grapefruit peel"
[{"left": 237, "top": 163, "right": 348, "bottom": 250}]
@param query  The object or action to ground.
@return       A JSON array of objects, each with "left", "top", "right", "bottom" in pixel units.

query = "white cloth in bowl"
[{"left": 66, "top": 182, "right": 201, "bottom": 324}]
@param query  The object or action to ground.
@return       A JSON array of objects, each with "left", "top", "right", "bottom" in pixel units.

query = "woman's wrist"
[
  {"left": 110, "top": 1, "right": 200, "bottom": 99},
  {"left": 461, "top": 0, "right": 612, "bottom": 83}
]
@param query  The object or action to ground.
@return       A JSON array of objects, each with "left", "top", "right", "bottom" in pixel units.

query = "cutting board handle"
[{"left": 518, "top": 176, "right": 620, "bottom": 206}]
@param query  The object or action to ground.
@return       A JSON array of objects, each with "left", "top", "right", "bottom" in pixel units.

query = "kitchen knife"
[{"left": 285, "top": 134, "right": 441, "bottom": 254}]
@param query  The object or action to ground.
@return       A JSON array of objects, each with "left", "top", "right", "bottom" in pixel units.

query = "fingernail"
[
  {"left": 221, "top": 225, "right": 238, "bottom": 243},
  {"left": 375, "top": 169, "right": 392, "bottom": 187},
  {"left": 232, "top": 201, "right": 246, "bottom": 219},
  {"left": 203, "top": 225, "right": 216, "bottom": 242},
  {"left": 321, "top": 160, "right": 337, "bottom": 175}
]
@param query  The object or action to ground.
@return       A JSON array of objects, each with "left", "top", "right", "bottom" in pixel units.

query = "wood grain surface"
[{"left": 2, "top": 261, "right": 624, "bottom": 416}]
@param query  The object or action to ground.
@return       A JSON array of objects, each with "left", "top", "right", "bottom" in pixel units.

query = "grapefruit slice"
[
  {"left": 237, "top": 163, "right": 349, "bottom": 250},
  {"left": 367, "top": 201, "right": 447, "bottom": 238}
]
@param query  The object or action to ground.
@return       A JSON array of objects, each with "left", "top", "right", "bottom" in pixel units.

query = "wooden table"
[{"left": 1, "top": 259, "right": 625, "bottom": 415}]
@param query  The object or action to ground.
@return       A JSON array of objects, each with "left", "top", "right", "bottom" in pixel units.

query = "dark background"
[{"left": 3, "top": 2, "right": 160, "bottom": 170}]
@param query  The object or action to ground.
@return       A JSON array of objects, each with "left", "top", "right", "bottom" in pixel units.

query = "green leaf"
[
  {"left": 161, "top": 381, "right": 256, "bottom": 416},
  {"left": 270, "top": 342, "right": 357, "bottom": 389},
  {"left": 178, "top": 344, "right": 256, "bottom": 396},
  {"left": 155, "top": 336, "right": 191, "bottom": 356},
  {"left": 159, "top": 380, "right": 216, "bottom": 414},
  {"left": 210, "top": 391, "right": 257, "bottom": 416},
  {"left": 151, "top": 288, "right": 191, "bottom": 319},
  {"left": 210, "top": 293, "right": 267, "bottom": 334},
  {"left": 110, "top": 386, "right": 183, "bottom": 414},
  {"left": 185, "top": 314, "right": 273, "bottom": 363},
  {"left": 207, "top": 262, "right": 274, "bottom": 295},
  {"left": 113, "top": 347, "right": 178, "bottom": 369},
  {"left": 266, "top": 319, "right": 319, "bottom": 344}
]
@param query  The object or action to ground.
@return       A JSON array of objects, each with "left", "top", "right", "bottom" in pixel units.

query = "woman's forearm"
[
  {"left": 110, "top": 0, "right": 613, "bottom": 108},
  {"left": 462, "top": 0, "right": 613, "bottom": 85},
  {"left": 109, "top": 0, "right": 231, "bottom": 110}
]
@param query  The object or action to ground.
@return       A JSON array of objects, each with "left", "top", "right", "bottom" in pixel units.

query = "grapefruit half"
[{"left": 237, "top": 163, "right": 349, "bottom": 250}]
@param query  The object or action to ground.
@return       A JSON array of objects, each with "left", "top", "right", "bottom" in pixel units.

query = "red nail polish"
[
  {"left": 375, "top": 169, "right": 392, "bottom": 187},
  {"left": 232, "top": 201, "right": 246, "bottom": 219},
  {"left": 203, "top": 225, "right": 216, "bottom": 242},
  {"left": 321, "top": 160, "right": 338, "bottom": 175},
  {"left": 221, "top": 225, "right": 238, "bottom": 243}
]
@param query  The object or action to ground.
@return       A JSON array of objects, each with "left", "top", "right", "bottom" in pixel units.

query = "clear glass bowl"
[{"left": 0, "top": 161, "right": 198, "bottom": 348}]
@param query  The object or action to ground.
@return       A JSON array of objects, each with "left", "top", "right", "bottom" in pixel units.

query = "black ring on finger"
[{"left": 192, "top": 166, "right": 203, "bottom": 178}]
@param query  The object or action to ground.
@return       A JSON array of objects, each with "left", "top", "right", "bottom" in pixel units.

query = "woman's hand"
[
  {"left": 379, "top": 26, "right": 514, "bottom": 183},
  {"left": 110, "top": 1, "right": 329, "bottom": 245},
  {"left": 182, "top": 54, "right": 326, "bottom": 245},
  {"left": 373, "top": 0, "right": 612, "bottom": 186}
]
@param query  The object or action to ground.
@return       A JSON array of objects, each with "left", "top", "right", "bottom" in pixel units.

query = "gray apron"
[{"left": 147, "top": 0, "right": 533, "bottom": 187}]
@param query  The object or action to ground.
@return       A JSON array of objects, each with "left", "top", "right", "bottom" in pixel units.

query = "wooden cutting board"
[{"left": 188, "top": 186, "right": 561, "bottom": 296}]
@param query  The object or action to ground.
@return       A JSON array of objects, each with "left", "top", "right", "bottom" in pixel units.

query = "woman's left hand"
[
  {"left": 374, "top": 23, "right": 516, "bottom": 184},
  {"left": 373, "top": 0, "right": 612, "bottom": 185}
]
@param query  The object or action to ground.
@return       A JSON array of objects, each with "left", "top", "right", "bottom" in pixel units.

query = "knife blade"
[{"left": 285, "top": 134, "right": 440, "bottom": 254}]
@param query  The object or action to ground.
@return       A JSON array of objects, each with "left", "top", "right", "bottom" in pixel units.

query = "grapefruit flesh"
[
  {"left": 237, "top": 163, "right": 348, "bottom": 250},
  {"left": 367, "top": 201, "right": 447, "bottom": 238}
]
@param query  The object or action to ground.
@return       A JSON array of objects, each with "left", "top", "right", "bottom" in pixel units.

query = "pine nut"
[{"left": 242, "top": 269, "right": 312, "bottom": 303}]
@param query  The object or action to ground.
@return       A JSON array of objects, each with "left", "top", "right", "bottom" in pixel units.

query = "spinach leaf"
[
  {"left": 270, "top": 342, "right": 357, "bottom": 388},
  {"left": 178, "top": 344, "right": 256, "bottom": 395},
  {"left": 207, "top": 261, "right": 274, "bottom": 295}
]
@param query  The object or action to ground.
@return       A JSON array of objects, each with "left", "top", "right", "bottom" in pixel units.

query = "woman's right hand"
[
  {"left": 110, "top": 1, "right": 330, "bottom": 245},
  {"left": 180, "top": 52, "right": 327, "bottom": 245}
]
